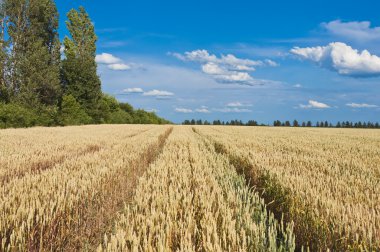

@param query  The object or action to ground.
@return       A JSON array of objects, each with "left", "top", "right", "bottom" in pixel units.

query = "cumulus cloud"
[
  {"left": 195, "top": 106, "right": 210, "bottom": 113},
  {"left": 291, "top": 42, "right": 380, "bottom": 77},
  {"left": 346, "top": 103, "right": 378, "bottom": 108},
  {"left": 175, "top": 108, "right": 193, "bottom": 113},
  {"left": 107, "top": 63, "right": 131, "bottom": 71},
  {"left": 171, "top": 49, "right": 278, "bottom": 85},
  {"left": 322, "top": 20, "right": 380, "bottom": 41},
  {"left": 96, "top": 53, "right": 122, "bottom": 64},
  {"left": 143, "top": 89, "right": 174, "bottom": 98},
  {"left": 202, "top": 62, "right": 226, "bottom": 75},
  {"left": 226, "top": 102, "right": 252, "bottom": 107},
  {"left": 299, "top": 100, "right": 330, "bottom": 109},
  {"left": 213, "top": 107, "right": 252, "bottom": 113},
  {"left": 96, "top": 53, "right": 135, "bottom": 71},
  {"left": 293, "top": 84, "right": 302, "bottom": 88},
  {"left": 122, "top": 88, "right": 144, "bottom": 94}
]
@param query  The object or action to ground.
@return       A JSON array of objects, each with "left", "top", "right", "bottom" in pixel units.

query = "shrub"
[
  {"left": 0, "top": 103, "right": 37, "bottom": 128},
  {"left": 59, "top": 95, "right": 91, "bottom": 126}
]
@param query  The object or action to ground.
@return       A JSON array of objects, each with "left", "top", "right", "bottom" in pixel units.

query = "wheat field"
[{"left": 0, "top": 125, "right": 379, "bottom": 251}]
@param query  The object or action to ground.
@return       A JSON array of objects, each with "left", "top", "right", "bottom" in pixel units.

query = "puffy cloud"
[
  {"left": 322, "top": 20, "right": 380, "bottom": 41},
  {"left": 346, "top": 103, "right": 378, "bottom": 108},
  {"left": 293, "top": 84, "right": 302, "bottom": 88},
  {"left": 146, "top": 108, "right": 159, "bottom": 113},
  {"left": 265, "top": 59, "right": 279, "bottom": 67},
  {"left": 202, "top": 62, "right": 226, "bottom": 75},
  {"left": 195, "top": 106, "right": 210, "bottom": 113},
  {"left": 122, "top": 88, "right": 144, "bottom": 94},
  {"left": 107, "top": 63, "right": 131, "bottom": 71},
  {"left": 96, "top": 53, "right": 134, "bottom": 71},
  {"left": 171, "top": 49, "right": 278, "bottom": 85},
  {"left": 291, "top": 42, "right": 380, "bottom": 77},
  {"left": 226, "top": 102, "right": 252, "bottom": 107},
  {"left": 213, "top": 107, "right": 252, "bottom": 113},
  {"left": 299, "top": 100, "right": 330, "bottom": 109},
  {"left": 175, "top": 108, "right": 193, "bottom": 113},
  {"left": 173, "top": 49, "right": 275, "bottom": 69},
  {"left": 143, "top": 89, "right": 174, "bottom": 97},
  {"left": 96, "top": 53, "right": 122, "bottom": 64}
]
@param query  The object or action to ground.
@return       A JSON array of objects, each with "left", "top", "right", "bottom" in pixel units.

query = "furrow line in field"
[
  {"left": 0, "top": 129, "right": 149, "bottom": 186},
  {"left": 0, "top": 126, "right": 168, "bottom": 251},
  {"left": 98, "top": 127, "right": 295, "bottom": 251},
  {"left": 194, "top": 126, "right": 379, "bottom": 251}
]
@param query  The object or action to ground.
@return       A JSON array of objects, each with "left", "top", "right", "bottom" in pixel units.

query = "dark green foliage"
[
  {"left": 5, "top": 0, "right": 61, "bottom": 107},
  {"left": 133, "top": 109, "right": 169, "bottom": 124},
  {"left": 0, "top": 103, "right": 37, "bottom": 128},
  {"left": 58, "top": 95, "right": 91, "bottom": 125},
  {"left": 61, "top": 7, "right": 101, "bottom": 120}
]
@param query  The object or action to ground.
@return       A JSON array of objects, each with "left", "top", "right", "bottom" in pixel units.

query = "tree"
[
  {"left": 306, "top": 121, "right": 312, "bottom": 127},
  {"left": 293, "top": 120, "right": 299, "bottom": 127},
  {"left": 247, "top": 120, "right": 258, "bottom": 126},
  {"left": 274, "top": 120, "right": 281, "bottom": 127},
  {"left": 62, "top": 6, "right": 101, "bottom": 121},
  {"left": 0, "top": 1, "right": 9, "bottom": 103},
  {"left": 6, "top": 0, "right": 61, "bottom": 107},
  {"left": 59, "top": 94, "right": 90, "bottom": 125},
  {"left": 0, "top": 102, "right": 37, "bottom": 128}
]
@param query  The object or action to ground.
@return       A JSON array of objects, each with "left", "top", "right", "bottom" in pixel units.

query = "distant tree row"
[
  {"left": 182, "top": 119, "right": 263, "bottom": 126},
  {"left": 274, "top": 120, "right": 380, "bottom": 128},
  {"left": 182, "top": 119, "right": 380, "bottom": 129},
  {"left": 0, "top": 1, "right": 169, "bottom": 128}
]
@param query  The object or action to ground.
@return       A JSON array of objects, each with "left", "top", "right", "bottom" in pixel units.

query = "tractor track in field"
[{"left": 0, "top": 129, "right": 150, "bottom": 187}]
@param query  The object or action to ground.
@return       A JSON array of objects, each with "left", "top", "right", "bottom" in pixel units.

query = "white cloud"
[
  {"left": 173, "top": 49, "right": 275, "bottom": 69},
  {"left": 171, "top": 49, "right": 278, "bottom": 85},
  {"left": 146, "top": 108, "right": 159, "bottom": 113},
  {"left": 226, "top": 102, "right": 252, "bottom": 107},
  {"left": 107, "top": 63, "right": 131, "bottom": 71},
  {"left": 122, "top": 87, "right": 144, "bottom": 94},
  {"left": 265, "top": 59, "right": 279, "bottom": 67},
  {"left": 96, "top": 53, "right": 135, "bottom": 71},
  {"left": 290, "top": 42, "right": 380, "bottom": 77},
  {"left": 96, "top": 53, "right": 122, "bottom": 64},
  {"left": 299, "top": 100, "right": 330, "bottom": 109},
  {"left": 202, "top": 62, "right": 226, "bottom": 75},
  {"left": 293, "top": 84, "right": 302, "bottom": 88},
  {"left": 175, "top": 108, "right": 193, "bottom": 113},
  {"left": 346, "top": 103, "right": 378, "bottom": 108},
  {"left": 195, "top": 107, "right": 210, "bottom": 113},
  {"left": 322, "top": 20, "right": 380, "bottom": 41},
  {"left": 213, "top": 107, "right": 252, "bottom": 113},
  {"left": 143, "top": 89, "right": 174, "bottom": 97}
]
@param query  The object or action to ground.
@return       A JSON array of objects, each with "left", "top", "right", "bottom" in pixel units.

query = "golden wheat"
[
  {"left": 99, "top": 126, "right": 295, "bottom": 252},
  {"left": 0, "top": 125, "right": 169, "bottom": 251},
  {"left": 195, "top": 126, "right": 380, "bottom": 250},
  {"left": 1, "top": 125, "right": 377, "bottom": 251}
]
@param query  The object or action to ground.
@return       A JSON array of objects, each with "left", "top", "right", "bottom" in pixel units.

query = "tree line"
[
  {"left": 0, "top": 1, "right": 169, "bottom": 128},
  {"left": 182, "top": 119, "right": 380, "bottom": 128}
]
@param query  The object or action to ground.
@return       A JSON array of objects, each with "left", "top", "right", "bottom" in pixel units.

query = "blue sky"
[{"left": 57, "top": 0, "right": 380, "bottom": 123}]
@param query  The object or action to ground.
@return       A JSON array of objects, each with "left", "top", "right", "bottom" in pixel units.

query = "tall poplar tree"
[
  {"left": 62, "top": 6, "right": 101, "bottom": 121},
  {"left": 5, "top": 0, "right": 61, "bottom": 106},
  {"left": 0, "top": 1, "right": 9, "bottom": 102}
]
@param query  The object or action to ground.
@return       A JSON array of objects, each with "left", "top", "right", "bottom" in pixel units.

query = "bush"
[
  {"left": 108, "top": 109, "right": 133, "bottom": 124},
  {"left": 0, "top": 103, "right": 37, "bottom": 128},
  {"left": 59, "top": 95, "right": 91, "bottom": 126}
]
